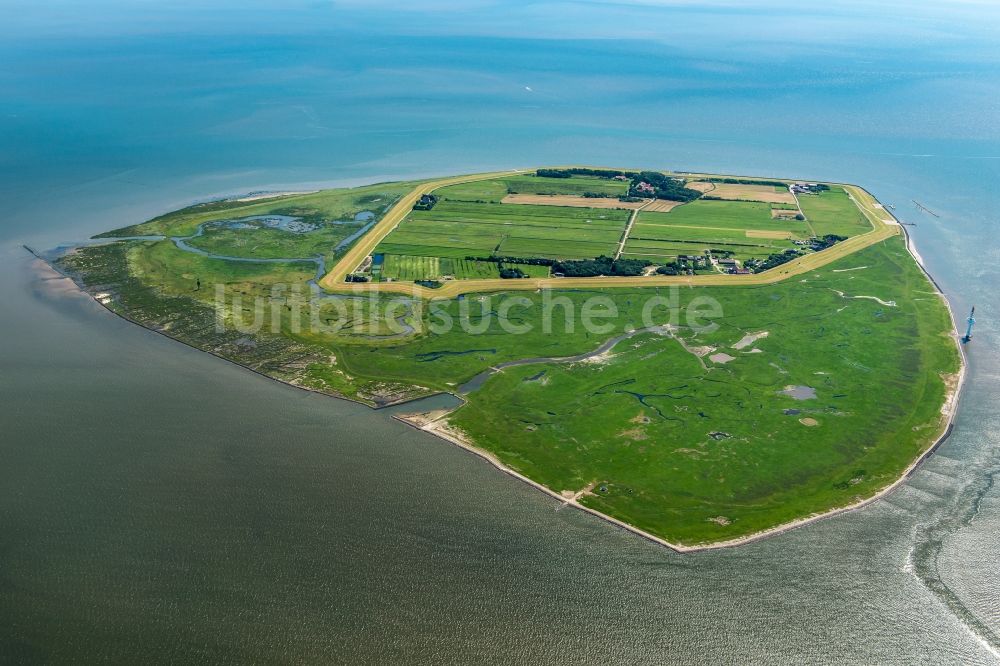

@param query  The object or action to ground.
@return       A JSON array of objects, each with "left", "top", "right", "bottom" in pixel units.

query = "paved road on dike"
[{"left": 318, "top": 169, "right": 901, "bottom": 299}]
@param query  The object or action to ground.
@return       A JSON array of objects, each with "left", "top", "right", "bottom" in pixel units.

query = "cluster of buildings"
[
  {"left": 675, "top": 253, "right": 708, "bottom": 270},
  {"left": 672, "top": 252, "right": 756, "bottom": 274},
  {"left": 790, "top": 182, "right": 822, "bottom": 195},
  {"left": 667, "top": 252, "right": 755, "bottom": 275},
  {"left": 716, "top": 256, "right": 752, "bottom": 274},
  {"left": 413, "top": 194, "right": 439, "bottom": 211}
]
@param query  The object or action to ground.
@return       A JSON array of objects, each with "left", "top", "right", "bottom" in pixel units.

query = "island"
[{"left": 48, "top": 167, "right": 965, "bottom": 550}]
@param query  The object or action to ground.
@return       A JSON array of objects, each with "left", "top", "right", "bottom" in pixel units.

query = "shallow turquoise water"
[{"left": 1, "top": 2, "right": 999, "bottom": 663}]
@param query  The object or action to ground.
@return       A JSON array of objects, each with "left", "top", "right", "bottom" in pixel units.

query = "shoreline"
[
  {"left": 395, "top": 331, "right": 965, "bottom": 553},
  {"left": 27, "top": 172, "right": 968, "bottom": 553},
  {"left": 22, "top": 246, "right": 429, "bottom": 413}
]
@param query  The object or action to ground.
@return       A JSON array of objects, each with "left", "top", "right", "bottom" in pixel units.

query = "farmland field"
[
  {"left": 687, "top": 181, "right": 798, "bottom": 204},
  {"left": 376, "top": 254, "right": 551, "bottom": 281},
  {"left": 434, "top": 178, "right": 510, "bottom": 202},
  {"left": 623, "top": 241, "right": 779, "bottom": 263},
  {"left": 621, "top": 202, "right": 807, "bottom": 261},
  {"left": 628, "top": 220, "right": 799, "bottom": 244},
  {"left": 373, "top": 199, "right": 629, "bottom": 268},
  {"left": 366, "top": 179, "right": 875, "bottom": 282},
  {"left": 379, "top": 255, "right": 492, "bottom": 281},
  {"left": 435, "top": 174, "right": 628, "bottom": 202},
  {"left": 797, "top": 187, "right": 872, "bottom": 237},
  {"left": 656, "top": 200, "right": 804, "bottom": 231},
  {"left": 501, "top": 194, "right": 645, "bottom": 209},
  {"left": 504, "top": 175, "right": 629, "bottom": 197}
]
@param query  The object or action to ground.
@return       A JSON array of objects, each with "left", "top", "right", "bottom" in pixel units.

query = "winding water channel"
[
  {"left": 456, "top": 324, "right": 674, "bottom": 394},
  {"left": 51, "top": 212, "right": 422, "bottom": 339}
]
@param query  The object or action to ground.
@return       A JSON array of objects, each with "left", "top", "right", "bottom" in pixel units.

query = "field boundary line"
[{"left": 614, "top": 198, "right": 653, "bottom": 260}]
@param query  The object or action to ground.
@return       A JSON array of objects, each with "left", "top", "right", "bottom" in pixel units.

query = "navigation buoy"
[{"left": 962, "top": 306, "right": 975, "bottom": 344}]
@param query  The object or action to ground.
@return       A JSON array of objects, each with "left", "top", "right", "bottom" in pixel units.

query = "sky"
[{"left": 3, "top": 0, "right": 1000, "bottom": 47}]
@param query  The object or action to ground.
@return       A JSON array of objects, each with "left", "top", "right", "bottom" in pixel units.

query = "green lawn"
[{"left": 797, "top": 187, "right": 872, "bottom": 237}]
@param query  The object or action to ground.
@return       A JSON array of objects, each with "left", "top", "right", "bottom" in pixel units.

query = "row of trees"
[
  {"left": 748, "top": 249, "right": 801, "bottom": 273},
  {"left": 535, "top": 168, "right": 635, "bottom": 179},
  {"left": 467, "top": 254, "right": 648, "bottom": 277},
  {"left": 466, "top": 255, "right": 555, "bottom": 266},
  {"left": 706, "top": 177, "right": 789, "bottom": 188},
  {"left": 532, "top": 168, "right": 704, "bottom": 203},
  {"left": 808, "top": 234, "right": 847, "bottom": 250},
  {"left": 553, "top": 255, "right": 647, "bottom": 277}
]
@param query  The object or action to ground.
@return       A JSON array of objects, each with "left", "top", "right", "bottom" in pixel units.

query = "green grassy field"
[
  {"left": 98, "top": 180, "right": 420, "bottom": 246},
  {"left": 652, "top": 200, "right": 808, "bottom": 232},
  {"left": 374, "top": 200, "right": 629, "bottom": 264},
  {"left": 504, "top": 175, "right": 629, "bottom": 196},
  {"left": 380, "top": 255, "right": 494, "bottom": 281},
  {"left": 613, "top": 195, "right": 867, "bottom": 264},
  {"left": 623, "top": 205, "right": 802, "bottom": 262},
  {"left": 60, "top": 172, "right": 959, "bottom": 548},
  {"left": 797, "top": 187, "right": 872, "bottom": 237},
  {"left": 636, "top": 206, "right": 812, "bottom": 238},
  {"left": 623, "top": 242, "right": 772, "bottom": 263},
  {"left": 435, "top": 174, "right": 628, "bottom": 202},
  {"left": 375, "top": 255, "right": 551, "bottom": 281},
  {"left": 183, "top": 221, "right": 365, "bottom": 265},
  {"left": 130, "top": 239, "right": 317, "bottom": 293},
  {"left": 370, "top": 180, "right": 868, "bottom": 282},
  {"left": 444, "top": 239, "right": 959, "bottom": 544}
]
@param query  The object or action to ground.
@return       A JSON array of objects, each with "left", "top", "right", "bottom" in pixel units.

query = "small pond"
[{"left": 778, "top": 385, "right": 817, "bottom": 400}]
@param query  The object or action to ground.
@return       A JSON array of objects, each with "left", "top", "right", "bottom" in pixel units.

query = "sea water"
[{"left": 1, "top": 2, "right": 998, "bottom": 662}]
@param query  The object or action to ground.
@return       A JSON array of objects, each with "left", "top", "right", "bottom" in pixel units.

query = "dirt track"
[{"left": 642, "top": 199, "right": 686, "bottom": 213}]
